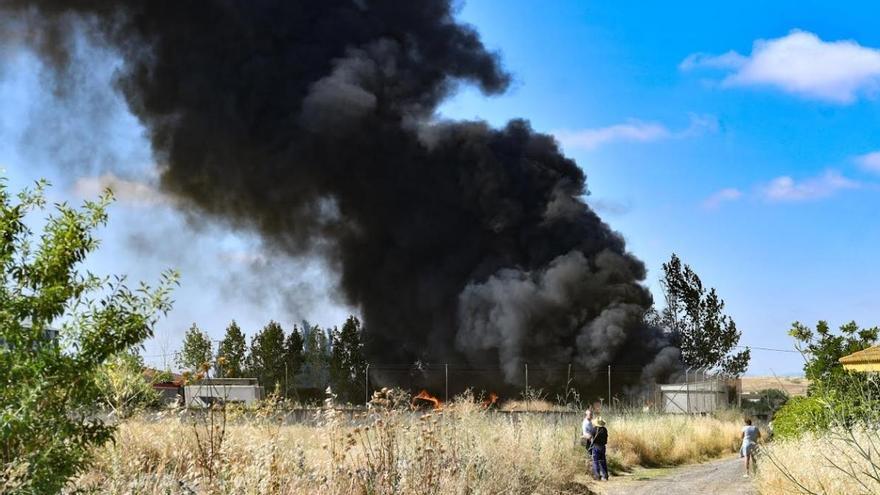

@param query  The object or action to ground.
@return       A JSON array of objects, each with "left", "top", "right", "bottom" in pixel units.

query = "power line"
[{"left": 736, "top": 345, "right": 799, "bottom": 354}]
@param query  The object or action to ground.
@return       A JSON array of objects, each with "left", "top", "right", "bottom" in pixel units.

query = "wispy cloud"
[
  {"left": 554, "top": 113, "right": 717, "bottom": 151},
  {"left": 759, "top": 170, "right": 860, "bottom": 202},
  {"left": 704, "top": 170, "right": 862, "bottom": 209},
  {"left": 682, "top": 30, "right": 880, "bottom": 104},
  {"left": 702, "top": 188, "right": 743, "bottom": 210},
  {"left": 855, "top": 151, "right": 880, "bottom": 173},
  {"left": 72, "top": 173, "right": 169, "bottom": 207}
]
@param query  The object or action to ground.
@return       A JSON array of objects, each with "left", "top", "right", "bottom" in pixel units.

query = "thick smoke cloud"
[{"left": 2, "top": 0, "right": 679, "bottom": 387}]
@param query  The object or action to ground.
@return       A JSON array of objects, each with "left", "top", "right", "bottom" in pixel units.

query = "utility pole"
[
  {"left": 565, "top": 363, "right": 571, "bottom": 401},
  {"left": 607, "top": 364, "right": 612, "bottom": 411},
  {"left": 365, "top": 363, "right": 370, "bottom": 405},
  {"left": 444, "top": 363, "right": 449, "bottom": 403},
  {"left": 685, "top": 367, "right": 691, "bottom": 414},
  {"left": 284, "top": 362, "right": 289, "bottom": 400},
  {"left": 524, "top": 363, "right": 529, "bottom": 412}
]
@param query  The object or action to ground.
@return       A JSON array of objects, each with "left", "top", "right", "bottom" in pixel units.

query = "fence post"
[
  {"left": 365, "top": 363, "right": 370, "bottom": 405},
  {"left": 444, "top": 363, "right": 449, "bottom": 403},
  {"left": 737, "top": 377, "right": 742, "bottom": 409},
  {"left": 685, "top": 367, "right": 691, "bottom": 414},
  {"left": 524, "top": 363, "right": 529, "bottom": 412},
  {"left": 607, "top": 364, "right": 612, "bottom": 411}
]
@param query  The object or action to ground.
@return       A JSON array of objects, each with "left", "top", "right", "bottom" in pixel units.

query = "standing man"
[
  {"left": 741, "top": 418, "right": 761, "bottom": 477},
  {"left": 581, "top": 409, "right": 596, "bottom": 476},
  {"left": 592, "top": 419, "right": 609, "bottom": 481}
]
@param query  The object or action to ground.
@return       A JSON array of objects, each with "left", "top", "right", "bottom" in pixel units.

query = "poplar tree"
[
  {"left": 248, "top": 320, "right": 286, "bottom": 392},
  {"left": 217, "top": 320, "right": 247, "bottom": 377},
  {"left": 284, "top": 325, "right": 305, "bottom": 396},
  {"left": 329, "top": 316, "right": 367, "bottom": 403},
  {"left": 178, "top": 323, "right": 213, "bottom": 372}
]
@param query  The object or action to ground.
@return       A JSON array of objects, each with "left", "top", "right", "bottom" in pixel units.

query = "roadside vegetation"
[
  {"left": 0, "top": 180, "right": 177, "bottom": 493},
  {"left": 70, "top": 391, "right": 744, "bottom": 494},
  {"left": 756, "top": 321, "right": 880, "bottom": 494}
]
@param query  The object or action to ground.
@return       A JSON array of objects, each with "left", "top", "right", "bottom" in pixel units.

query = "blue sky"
[{"left": 5, "top": 1, "right": 880, "bottom": 375}]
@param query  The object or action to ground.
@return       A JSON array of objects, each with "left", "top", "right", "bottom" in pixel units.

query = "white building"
[
  {"left": 659, "top": 379, "right": 729, "bottom": 414},
  {"left": 184, "top": 378, "right": 264, "bottom": 407}
]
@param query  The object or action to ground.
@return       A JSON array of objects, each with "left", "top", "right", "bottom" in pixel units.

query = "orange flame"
[
  {"left": 481, "top": 392, "right": 499, "bottom": 409},
  {"left": 412, "top": 389, "right": 442, "bottom": 410}
]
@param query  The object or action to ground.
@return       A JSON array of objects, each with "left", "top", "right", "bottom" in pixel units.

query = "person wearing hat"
[{"left": 591, "top": 418, "right": 609, "bottom": 481}]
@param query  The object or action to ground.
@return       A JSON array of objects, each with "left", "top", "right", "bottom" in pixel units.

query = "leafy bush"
[
  {"left": 772, "top": 395, "right": 827, "bottom": 439},
  {"left": 0, "top": 180, "right": 176, "bottom": 493}
]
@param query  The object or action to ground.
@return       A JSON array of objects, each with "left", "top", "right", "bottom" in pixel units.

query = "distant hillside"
[{"left": 741, "top": 376, "right": 809, "bottom": 397}]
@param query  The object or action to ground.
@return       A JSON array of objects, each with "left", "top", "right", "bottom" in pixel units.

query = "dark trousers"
[{"left": 592, "top": 444, "right": 608, "bottom": 480}]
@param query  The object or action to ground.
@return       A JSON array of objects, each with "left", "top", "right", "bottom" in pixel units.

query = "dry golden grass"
[
  {"left": 741, "top": 376, "right": 809, "bottom": 396},
  {"left": 605, "top": 414, "right": 742, "bottom": 470},
  {"left": 68, "top": 393, "right": 745, "bottom": 494},
  {"left": 499, "top": 399, "right": 567, "bottom": 412},
  {"left": 757, "top": 430, "right": 880, "bottom": 495}
]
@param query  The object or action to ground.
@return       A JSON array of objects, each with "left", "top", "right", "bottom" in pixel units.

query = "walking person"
[
  {"left": 591, "top": 419, "right": 609, "bottom": 481},
  {"left": 581, "top": 409, "right": 595, "bottom": 473},
  {"left": 741, "top": 418, "right": 761, "bottom": 477}
]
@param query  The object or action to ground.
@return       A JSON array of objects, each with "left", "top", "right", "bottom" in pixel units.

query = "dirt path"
[{"left": 594, "top": 456, "right": 758, "bottom": 495}]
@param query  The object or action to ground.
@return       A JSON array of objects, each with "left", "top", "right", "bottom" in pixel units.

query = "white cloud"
[
  {"left": 682, "top": 30, "right": 880, "bottom": 103},
  {"left": 555, "top": 113, "right": 717, "bottom": 151},
  {"left": 679, "top": 51, "right": 747, "bottom": 71},
  {"left": 72, "top": 173, "right": 169, "bottom": 207},
  {"left": 759, "top": 170, "right": 860, "bottom": 202},
  {"left": 702, "top": 188, "right": 743, "bottom": 210},
  {"left": 855, "top": 151, "right": 880, "bottom": 173}
]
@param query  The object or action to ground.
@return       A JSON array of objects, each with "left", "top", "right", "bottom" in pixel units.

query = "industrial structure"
[{"left": 183, "top": 377, "right": 264, "bottom": 407}]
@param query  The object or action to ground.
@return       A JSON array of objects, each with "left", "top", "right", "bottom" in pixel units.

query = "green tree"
[
  {"left": 284, "top": 325, "right": 305, "bottom": 396},
  {"left": 178, "top": 323, "right": 213, "bottom": 372},
  {"left": 0, "top": 180, "right": 176, "bottom": 493},
  {"left": 789, "top": 320, "right": 878, "bottom": 391},
  {"left": 217, "top": 320, "right": 247, "bottom": 377},
  {"left": 299, "top": 322, "right": 330, "bottom": 394},
  {"left": 329, "top": 316, "right": 367, "bottom": 403},
  {"left": 248, "top": 320, "right": 287, "bottom": 391},
  {"left": 657, "top": 253, "right": 750, "bottom": 376},
  {"left": 775, "top": 321, "right": 880, "bottom": 439},
  {"left": 95, "top": 351, "right": 159, "bottom": 419}
]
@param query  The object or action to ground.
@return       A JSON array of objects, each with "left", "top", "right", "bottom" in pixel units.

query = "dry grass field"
[
  {"left": 69, "top": 391, "right": 745, "bottom": 494},
  {"left": 740, "top": 376, "right": 809, "bottom": 396},
  {"left": 756, "top": 430, "right": 880, "bottom": 495}
]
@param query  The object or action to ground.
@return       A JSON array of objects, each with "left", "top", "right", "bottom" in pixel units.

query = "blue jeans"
[{"left": 592, "top": 444, "right": 608, "bottom": 480}]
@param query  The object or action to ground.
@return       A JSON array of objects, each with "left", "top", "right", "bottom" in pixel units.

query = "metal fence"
[
  {"left": 167, "top": 363, "right": 742, "bottom": 414},
  {"left": 654, "top": 368, "right": 741, "bottom": 414},
  {"left": 354, "top": 363, "right": 740, "bottom": 412}
]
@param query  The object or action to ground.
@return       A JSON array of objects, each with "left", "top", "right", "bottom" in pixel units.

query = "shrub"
[
  {"left": 771, "top": 395, "right": 827, "bottom": 439},
  {"left": 0, "top": 180, "right": 176, "bottom": 493}
]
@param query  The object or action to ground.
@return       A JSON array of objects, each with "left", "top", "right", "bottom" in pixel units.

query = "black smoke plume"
[{"left": 2, "top": 0, "right": 680, "bottom": 391}]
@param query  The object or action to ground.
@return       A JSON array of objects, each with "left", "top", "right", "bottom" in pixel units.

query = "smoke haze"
[{"left": 1, "top": 0, "right": 679, "bottom": 386}]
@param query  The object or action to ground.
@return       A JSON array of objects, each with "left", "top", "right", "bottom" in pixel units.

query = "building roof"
[
  {"left": 839, "top": 346, "right": 880, "bottom": 371},
  {"left": 143, "top": 368, "right": 184, "bottom": 386},
  {"left": 839, "top": 346, "right": 880, "bottom": 365}
]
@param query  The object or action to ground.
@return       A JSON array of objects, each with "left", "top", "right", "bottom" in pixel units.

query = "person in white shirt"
[
  {"left": 581, "top": 409, "right": 596, "bottom": 475},
  {"left": 741, "top": 418, "right": 761, "bottom": 477}
]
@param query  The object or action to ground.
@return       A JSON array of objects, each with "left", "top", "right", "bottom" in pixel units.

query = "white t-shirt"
[
  {"left": 742, "top": 425, "right": 759, "bottom": 443},
  {"left": 582, "top": 418, "right": 595, "bottom": 438}
]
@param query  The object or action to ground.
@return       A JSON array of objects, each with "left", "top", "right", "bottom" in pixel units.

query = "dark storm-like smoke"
[{"left": 2, "top": 0, "right": 679, "bottom": 385}]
